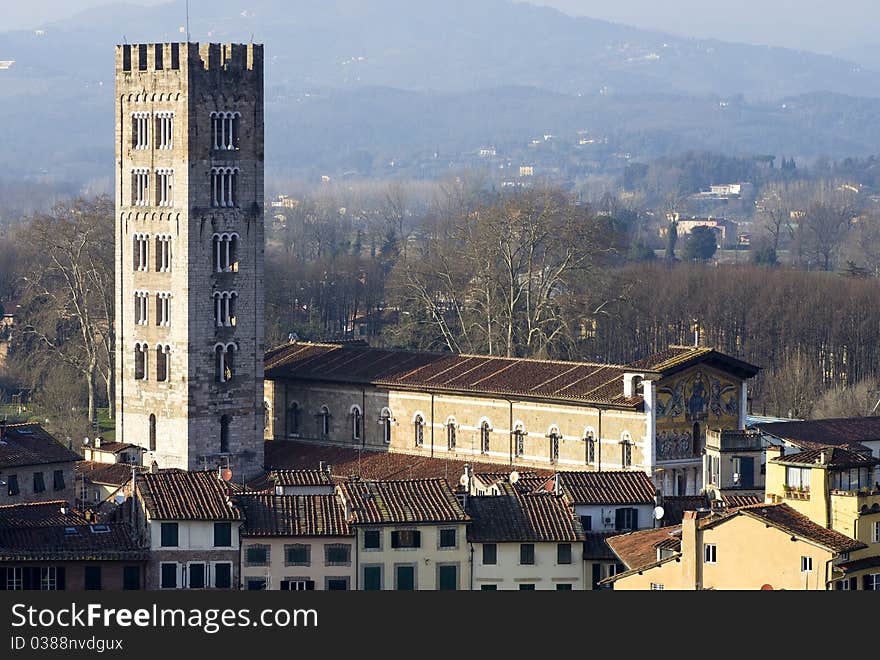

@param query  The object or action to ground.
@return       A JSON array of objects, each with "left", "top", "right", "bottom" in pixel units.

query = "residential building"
[
  {"left": 0, "top": 501, "right": 147, "bottom": 591},
  {"left": 337, "top": 478, "right": 470, "bottom": 590},
  {"left": 466, "top": 486, "right": 586, "bottom": 590},
  {"left": 75, "top": 462, "right": 141, "bottom": 515},
  {"left": 237, "top": 493, "right": 354, "bottom": 590},
  {"left": 265, "top": 343, "right": 759, "bottom": 496},
  {"left": 263, "top": 469, "right": 335, "bottom": 496},
  {"left": 133, "top": 470, "right": 242, "bottom": 590},
  {"left": 82, "top": 438, "right": 144, "bottom": 465},
  {"left": 765, "top": 445, "right": 880, "bottom": 588},
  {"left": 0, "top": 422, "right": 79, "bottom": 506},
  {"left": 114, "top": 42, "right": 265, "bottom": 478},
  {"left": 605, "top": 504, "right": 865, "bottom": 590}
]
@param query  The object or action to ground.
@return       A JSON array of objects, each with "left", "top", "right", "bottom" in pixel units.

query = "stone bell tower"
[{"left": 114, "top": 42, "right": 265, "bottom": 478}]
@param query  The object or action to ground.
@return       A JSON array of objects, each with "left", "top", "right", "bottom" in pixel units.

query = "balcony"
[{"left": 782, "top": 485, "right": 811, "bottom": 501}]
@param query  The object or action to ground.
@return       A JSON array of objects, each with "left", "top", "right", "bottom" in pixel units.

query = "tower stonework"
[{"left": 115, "top": 43, "right": 265, "bottom": 478}]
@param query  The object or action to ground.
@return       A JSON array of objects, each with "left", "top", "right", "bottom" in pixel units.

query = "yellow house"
[
  {"left": 764, "top": 445, "right": 880, "bottom": 589},
  {"left": 605, "top": 503, "right": 866, "bottom": 590},
  {"left": 337, "top": 478, "right": 470, "bottom": 590}
]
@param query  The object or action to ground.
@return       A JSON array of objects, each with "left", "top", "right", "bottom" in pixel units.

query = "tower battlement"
[{"left": 116, "top": 42, "right": 262, "bottom": 75}]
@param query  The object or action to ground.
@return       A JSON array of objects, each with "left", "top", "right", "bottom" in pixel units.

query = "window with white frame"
[
  {"left": 133, "top": 233, "right": 149, "bottom": 271},
  {"left": 212, "top": 233, "right": 239, "bottom": 272},
  {"left": 155, "top": 234, "right": 172, "bottom": 272},
  {"left": 873, "top": 521, "right": 880, "bottom": 544},
  {"left": 156, "top": 344, "right": 171, "bottom": 382},
  {"left": 156, "top": 168, "right": 173, "bottom": 207},
  {"left": 210, "top": 167, "right": 239, "bottom": 208},
  {"left": 800, "top": 556, "right": 813, "bottom": 573},
  {"left": 866, "top": 573, "right": 880, "bottom": 590},
  {"left": 134, "top": 291, "right": 149, "bottom": 325},
  {"left": 155, "top": 111, "right": 173, "bottom": 150},
  {"left": 131, "top": 168, "right": 150, "bottom": 206},
  {"left": 548, "top": 426, "right": 561, "bottom": 463},
  {"left": 514, "top": 424, "right": 526, "bottom": 457},
  {"left": 40, "top": 567, "right": 61, "bottom": 591},
  {"left": 6, "top": 567, "right": 22, "bottom": 590},
  {"left": 134, "top": 342, "right": 148, "bottom": 380},
  {"left": 214, "top": 343, "right": 237, "bottom": 383},
  {"left": 785, "top": 466, "right": 812, "bottom": 492},
  {"left": 704, "top": 543, "right": 717, "bottom": 564},
  {"left": 213, "top": 291, "right": 238, "bottom": 327},
  {"left": 132, "top": 112, "right": 150, "bottom": 149},
  {"left": 621, "top": 432, "right": 633, "bottom": 468},
  {"left": 211, "top": 111, "right": 240, "bottom": 151},
  {"left": 379, "top": 408, "right": 393, "bottom": 444},
  {"left": 446, "top": 418, "right": 457, "bottom": 450},
  {"left": 414, "top": 414, "right": 424, "bottom": 447},
  {"left": 156, "top": 292, "right": 171, "bottom": 327}
]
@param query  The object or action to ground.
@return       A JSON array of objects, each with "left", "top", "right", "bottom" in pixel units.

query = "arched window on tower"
[
  {"left": 214, "top": 343, "right": 236, "bottom": 383},
  {"left": 134, "top": 343, "right": 148, "bottom": 380},
  {"left": 220, "top": 415, "right": 231, "bottom": 454},
  {"left": 149, "top": 414, "right": 156, "bottom": 452},
  {"left": 156, "top": 344, "right": 171, "bottom": 382},
  {"left": 318, "top": 406, "right": 331, "bottom": 437}
]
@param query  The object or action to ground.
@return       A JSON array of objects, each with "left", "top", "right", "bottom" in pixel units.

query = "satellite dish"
[
  {"left": 509, "top": 471, "right": 520, "bottom": 484},
  {"left": 653, "top": 506, "right": 665, "bottom": 520},
  {"left": 221, "top": 468, "right": 233, "bottom": 482},
  {"left": 459, "top": 474, "right": 470, "bottom": 487},
  {"left": 83, "top": 437, "right": 90, "bottom": 446}
]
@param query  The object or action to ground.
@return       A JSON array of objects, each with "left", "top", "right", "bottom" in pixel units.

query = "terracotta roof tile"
[
  {"left": 0, "top": 422, "right": 80, "bottom": 469},
  {"left": 0, "top": 500, "right": 86, "bottom": 528},
  {"left": 137, "top": 471, "right": 242, "bottom": 521},
  {"left": 754, "top": 417, "right": 880, "bottom": 450},
  {"left": 0, "top": 522, "right": 147, "bottom": 561},
  {"left": 552, "top": 471, "right": 658, "bottom": 505},
  {"left": 268, "top": 469, "right": 333, "bottom": 487},
  {"left": 772, "top": 446, "right": 879, "bottom": 468},
  {"left": 265, "top": 440, "right": 550, "bottom": 488},
  {"left": 76, "top": 461, "right": 142, "bottom": 487},
  {"left": 238, "top": 494, "right": 352, "bottom": 537},
  {"left": 466, "top": 492, "right": 585, "bottom": 543},
  {"left": 339, "top": 478, "right": 469, "bottom": 525},
  {"left": 606, "top": 526, "right": 683, "bottom": 570},
  {"left": 732, "top": 503, "right": 867, "bottom": 553}
]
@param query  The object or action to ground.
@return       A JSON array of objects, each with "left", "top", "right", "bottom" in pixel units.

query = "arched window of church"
[
  {"left": 414, "top": 415, "right": 424, "bottom": 447},
  {"left": 514, "top": 424, "right": 526, "bottom": 457},
  {"left": 380, "top": 408, "right": 393, "bottom": 444},
  {"left": 548, "top": 426, "right": 561, "bottom": 464},
  {"left": 220, "top": 415, "right": 231, "bottom": 454},
  {"left": 287, "top": 402, "right": 300, "bottom": 436},
  {"left": 480, "top": 421, "right": 491, "bottom": 454},
  {"left": 351, "top": 406, "right": 362, "bottom": 442},
  {"left": 621, "top": 432, "right": 633, "bottom": 468},
  {"left": 585, "top": 430, "right": 596, "bottom": 464},
  {"left": 318, "top": 406, "right": 330, "bottom": 437},
  {"left": 446, "top": 418, "right": 457, "bottom": 451}
]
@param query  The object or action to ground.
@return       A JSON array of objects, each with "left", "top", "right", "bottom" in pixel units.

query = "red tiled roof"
[
  {"left": 733, "top": 503, "right": 866, "bottom": 553},
  {"left": 264, "top": 440, "right": 551, "bottom": 488},
  {"left": 137, "top": 471, "right": 242, "bottom": 521},
  {"left": 720, "top": 493, "right": 764, "bottom": 509},
  {"left": 0, "top": 422, "right": 80, "bottom": 469},
  {"left": 466, "top": 492, "right": 585, "bottom": 543},
  {"left": 339, "top": 478, "right": 469, "bottom": 525},
  {"left": 269, "top": 469, "right": 333, "bottom": 487},
  {"left": 772, "top": 446, "right": 878, "bottom": 468},
  {"left": 0, "top": 522, "right": 147, "bottom": 561},
  {"left": 661, "top": 495, "right": 709, "bottom": 525},
  {"left": 552, "top": 470, "right": 658, "bottom": 505},
  {"left": 754, "top": 417, "right": 880, "bottom": 451},
  {"left": 265, "top": 342, "right": 642, "bottom": 408},
  {"left": 237, "top": 494, "right": 352, "bottom": 537},
  {"left": 627, "top": 345, "right": 760, "bottom": 379},
  {"left": 76, "top": 461, "right": 142, "bottom": 487},
  {"left": 88, "top": 441, "right": 140, "bottom": 454},
  {"left": 583, "top": 531, "right": 619, "bottom": 560},
  {"left": 0, "top": 500, "right": 87, "bottom": 529},
  {"left": 606, "top": 526, "right": 682, "bottom": 570}
]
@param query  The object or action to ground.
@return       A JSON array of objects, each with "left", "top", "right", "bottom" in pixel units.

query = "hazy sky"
[{"left": 4, "top": 0, "right": 875, "bottom": 57}]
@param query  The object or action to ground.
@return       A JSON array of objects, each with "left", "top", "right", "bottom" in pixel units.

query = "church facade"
[{"left": 264, "top": 343, "right": 759, "bottom": 496}]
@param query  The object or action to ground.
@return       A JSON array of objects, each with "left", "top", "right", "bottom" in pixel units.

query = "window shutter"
[
  {"left": 306, "top": 580, "right": 315, "bottom": 591},
  {"left": 413, "top": 531, "right": 422, "bottom": 548},
  {"left": 615, "top": 508, "right": 625, "bottom": 530},
  {"left": 864, "top": 575, "right": 871, "bottom": 591},
  {"left": 631, "top": 508, "right": 639, "bottom": 530},
  {"left": 57, "top": 567, "right": 66, "bottom": 591}
]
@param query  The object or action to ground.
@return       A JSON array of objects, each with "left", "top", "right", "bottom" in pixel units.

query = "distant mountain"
[{"left": 1, "top": 0, "right": 880, "bottom": 184}]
